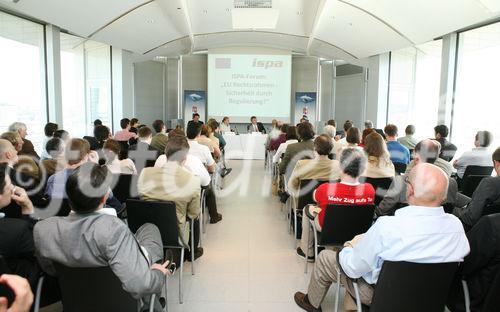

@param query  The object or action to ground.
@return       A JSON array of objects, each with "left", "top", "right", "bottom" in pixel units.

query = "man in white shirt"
[
  {"left": 453, "top": 130, "right": 493, "bottom": 179},
  {"left": 294, "top": 163, "right": 470, "bottom": 312},
  {"left": 186, "top": 123, "right": 216, "bottom": 173}
]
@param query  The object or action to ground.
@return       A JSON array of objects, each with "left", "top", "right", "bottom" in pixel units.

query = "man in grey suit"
[
  {"left": 454, "top": 147, "right": 500, "bottom": 231},
  {"left": 34, "top": 163, "right": 171, "bottom": 308},
  {"left": 279, "top": 122, "right": 315, "bottom": 178},
  {"left": 378, "top": 139, "right": 471, "bottom": 216}
]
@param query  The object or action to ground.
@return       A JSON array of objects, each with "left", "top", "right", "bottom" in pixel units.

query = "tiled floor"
[{"left": 167, "top": 160, "right": 344, "bottom": 312}]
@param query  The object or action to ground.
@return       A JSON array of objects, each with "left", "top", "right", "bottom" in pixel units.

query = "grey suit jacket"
[
  {"left": 34, "top": 213, "right": 164, "bottom": 299},
  {"left": 453, "top": 176, "right": 500, "bottom": 231},
  {"left": 377, "top": 175, "right": 471, "bottom": 216},
  {"left": 279, "top": 140, "right": 315, "bottom": 177}
]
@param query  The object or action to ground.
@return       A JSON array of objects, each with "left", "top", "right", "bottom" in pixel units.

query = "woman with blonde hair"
[
  {"left": 197, "top": 124, "right": 221, "bottom": 159},
  {"left": 362, "top": 132, "right": 395, "bottom": 178}
]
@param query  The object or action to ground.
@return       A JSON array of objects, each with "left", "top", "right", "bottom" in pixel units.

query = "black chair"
[
  {"left": 53, "top": 263, "right": 155, "bottom": 312},
  {"left": 459, "top": 166, "right": 493, "bottom": 195},
  {"left": 126, "top": 199, "right": 194, "bottom": 304},
  {"left": 393, "top": 163, "right": 407, "bottom": 175},
  {"left": 111, "top": 174, "right": 139, "bottom": 204},
  {"left": 479, "top": 267, "right": 500, "bottom": 312},
  {"left": 352, "top": 261, "right": 458, "bottom": 312},
  {"left": 117, "top": 140, "right": 130, "bottom": 160},
  {"left": 292, "top": 179, "right": 329, "bottom": 239},
  {"left": 305, "top": 204, "right": 375, "bottom": 275},
  {"left": 360, "top": 177, "right": 393, "bottom": 206}
]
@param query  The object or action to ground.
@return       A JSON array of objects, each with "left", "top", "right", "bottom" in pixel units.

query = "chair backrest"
[
  {"left": 481, "top": 266, "right": 500, "bottom": 312},
  {"left": 370, "top": 261, "right": 458, "bottom": 312},
  {"left": 111, "top": 174, "right": 139, "bottom": 203},
  {"left": 461, "top": 175, "right": 489, "bottom": 197},
  {"left": 320, "top": 204, "right": 375, "bottom": 246},
  {"left": 56, "top": 199, "right": 72, "bottom": 216},
  {"left": 360, "top": 177, "right": 393, "bottom": 206},
  {"left": 117, "top": 141, "right": 130, "bottom": 160},
  {"left": 463, "top": 165, "right": 494, "bottom": 180},
  {"left": 126, "top": 199, "right": 180, "bottom": 248},
  {"left": 393, "top": 163, "right": 407, "bottom": 175},
  {"left": 54, "top": 263, "right": 138, "bottom": 312},
  {"left": 297, "top": 179, "right": 329, "bottom": 212}
]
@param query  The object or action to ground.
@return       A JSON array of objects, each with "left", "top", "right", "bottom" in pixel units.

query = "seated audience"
[
  {"left": 150, "top": 120, "right": 168, "bottom": 154},
  {"left": 53, "top": 130, "right": 70, "bottom": 145},
  {"left": 35, "top": 163, "right": 169, "bottom": 307},
  {"left": 288, "top": 134, "right": 341, "bottom": 195},
  {"left": 129, "top": 118, "right": 139, "bottom": 134},
  {"left": 345, "top": 127, "right": 362, "bottom": 149},
  {"left": 208, "top": 120, "right": 232, "bottom": 177},
  {"left": 8, "top": 122, "right": 39, "bottom": 160},
  {"left": 338, "top": 120, "right": 353, "bottom": 145},
  {"left": 138, "top": 135, "right": 203, "bottom": 259},
  {"left": 406, "top": 140, "right": 454, "bottom": 177},
  {"left": 398, "top": 124, "right": 419, "bottom": 150},
  {"left": 40, "top": 122, "right": 58, "bottom": 160},
  {"left": 155, "top": 129, "right": 222, "bottom": 224},
  {"left": 0, "top": 163, "right": 39, "bottom": 289},
  {"left": 40, "top": 138, "right": 66, "bottom": 177},
  {"left": 45, "top": 138, "right": 122, "bottom": 212},
  {"left": 1, "top": 132, "right": 40, "bottom": 181},
  {"left": 453, "top": 147, "right": 500, "bottom": 231},
  {"left": 93, "top": 125, "right": 111, "bottom": 150},
  {"left": 360, "top": 128, "right": 376, "bottom": 148},
  {"left": 187, "top": 113, "right": 204, "bottom": 127},
  {"left": 103, "top": 139, "right": 137, "bottom": 175},
  {"left": 362, "top": 132, "right": 395, "bottom": 178},
  {"left": 279, "top": 122, "right": 315, "bottom": 177},
  {"left": 453, "top": 130, "right": 493, "bottom": 179},
  {"left": 94, "top": 119, "right": 102, "bottom": 127},
  {"left": 378, "top": 139, "right": 470, "bottom": 216},
  {"left": 129, "top": 126, "right": 159, "bottom": 173},
  {"left": 323, "top": 125, "right": 343, "bottom": 159},
  {"left": 384, "top": 124, "right": 410, "bottom": 165},
  {"left": 296, "top": 148, "right": 375, "bottom": 261},
  {"left": 435, "top": 124, "right": 457, "bottom": 161},
  {"left": 197, "top": 125, "right": 221, "bottom": 159},
  {"left": 114, "top": 118, "right": 138, "bottom": 142},
  {"left": 268, "top": 122, "right": 286, "bottom": 151},
  {"left": 294, "top": 163, "right": 470, "bottom": 312},
  {"left": 186, "top": 123, "right": 216, "bottom": 173},
  {"left": 273, "top": 126, "right": 298, "bottom": 164},
  {"left": 364, "top": 120, "right": 374, "bottom": 129},
  {"left": 448, "top": 214, "right": 500, "bottom": 312}
]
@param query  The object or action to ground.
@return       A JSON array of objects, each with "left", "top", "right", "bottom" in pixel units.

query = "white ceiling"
[{"left": 1, "top": 0, "right": 499, "bottom": 63}]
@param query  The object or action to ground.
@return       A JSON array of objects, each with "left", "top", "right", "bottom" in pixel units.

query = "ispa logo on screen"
[{"left": 208, "top": 53, "right": 292, "bottom": 123}]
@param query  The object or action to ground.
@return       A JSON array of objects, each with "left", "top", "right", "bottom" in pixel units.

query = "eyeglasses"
[{"left": 404, "top": 175, "right": 413, "bottom": 189}]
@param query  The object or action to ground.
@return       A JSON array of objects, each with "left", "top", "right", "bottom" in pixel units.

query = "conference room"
[{"left": 0, "top": 0, "right": 500, "bottom": 311}]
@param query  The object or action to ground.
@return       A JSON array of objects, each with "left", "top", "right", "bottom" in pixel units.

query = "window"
[
  {"left": 60, "top": 35, "right": 112, "bottom": 137},
  {"left": 452, "top": 22, "right": 500, "bottom": 159},
  {"left": 387, "top": 40, "right": 442, "bottom": 140},
  {"left": 0, "top": 12, "right": 46, "bottom": 152}
]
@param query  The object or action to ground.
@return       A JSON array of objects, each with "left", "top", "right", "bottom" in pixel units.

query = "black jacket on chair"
[
  {"left": 453, "top": 176, "right": 500, "bottom": 231},
  {"left": 129, "top": 141, "right": 159, "bottom": 173},
  {"left": 247, "top": 122, "right": 266, "bottom": 134}
]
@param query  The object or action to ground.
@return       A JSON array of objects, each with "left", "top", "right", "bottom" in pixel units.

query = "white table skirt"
[{"left": 223, "top": 133, "right": 267, "bottom": 160}]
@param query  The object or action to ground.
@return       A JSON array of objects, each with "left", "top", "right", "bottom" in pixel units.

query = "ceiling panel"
[
  {"left": 92, "top": 0, "right": 188, "bottom": 54},
  {"left": 188, "top": 0, "right": 234, "bottom": 34},
  {"left": 315, "top": 0, "right": 411, "bottom": 58},
  {"left": 0, "top": 0, "right": 146, "bottom": 37},
  {"left": 341, "top": 0, "right": 495, "bottom": 44},
  {"left": 271, "top": 0, "right": 321, "bottom": 36}
]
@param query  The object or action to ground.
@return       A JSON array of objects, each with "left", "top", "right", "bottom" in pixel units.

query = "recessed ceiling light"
[
  {"left": 147, "top": 19, "right": 155, "bottom": 24},
  {"left": 177, "top": 7, "right": 181, "bottom": 10},
  {"left": 203, "top": 9, "right": 208, "bottom": 13}
]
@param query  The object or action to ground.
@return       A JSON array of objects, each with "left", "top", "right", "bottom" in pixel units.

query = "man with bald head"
[
  {"left": 377, "top": 139, "right": 470, "bottom": 216},
  {"left": 294, "top": 163, "right": 470, "bottom": 312}
]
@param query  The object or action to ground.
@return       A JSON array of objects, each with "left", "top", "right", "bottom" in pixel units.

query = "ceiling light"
[
  {"left": 147, "top": 19, "right": 155, "bottom": 24},
  {"left": 234, "top": 0, "right": 272, "bottom": 9}
]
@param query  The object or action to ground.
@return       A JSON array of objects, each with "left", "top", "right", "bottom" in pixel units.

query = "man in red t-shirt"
[{"left": 297, "top": 148, "right": 375, "bottom": 261}]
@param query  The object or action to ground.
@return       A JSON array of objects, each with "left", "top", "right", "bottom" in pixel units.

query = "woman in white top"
[
  {"left": 362, "top": 132, "right": 395, "bottom": 178},
  {"left": 103, "top": 139, "right": 137, "bottom": 175},
  {"left": 220, "top": 116, "right": 231, "bottom": 133},
  {"left": 273, "top": 125, "right": 299, "bottom": 163}
]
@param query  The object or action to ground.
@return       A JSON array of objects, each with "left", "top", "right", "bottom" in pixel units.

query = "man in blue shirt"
[
  {"left": 385, "top": 124, "right": 410, "bottom": 165},
  {"left": 294, "top": 163, "right": 470, "bottom": 312}
]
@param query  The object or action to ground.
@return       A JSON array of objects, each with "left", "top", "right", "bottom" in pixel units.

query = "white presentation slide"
[{"left": 208, "top": 53, "right": 291, "bottom": 123}]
